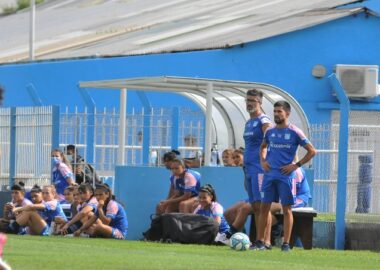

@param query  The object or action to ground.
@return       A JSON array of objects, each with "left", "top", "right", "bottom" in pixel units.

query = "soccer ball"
[{"left": 230, "top": 232, "right": 251, "bottom": 251}]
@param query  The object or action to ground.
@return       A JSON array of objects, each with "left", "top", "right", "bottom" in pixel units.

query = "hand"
[
  {"left": 280, "top": 163, "right": 298, "bottom": 175},
  {"left": 260, "top": 160, "right": 271, "bottom": 171},
  {"left": 4, "top": 203, "right": 13, "bottom": 210},
  {"left": 12, "top": 207, "right": 22, "bottom": 214},
  {"left": 73, "top": 229, "right": 81, "bottom": 237},
  {"left": 157, "top": 200, "right": 168, "bottom": 213},
  {"left": 61, "top": 224, "right": 69, "bottom": 235},
  {"left": 97, "top": 200, "right": 104, "bottom": 208}
]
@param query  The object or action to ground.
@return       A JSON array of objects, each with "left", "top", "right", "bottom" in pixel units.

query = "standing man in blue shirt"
[
  {"left": 255, "top": 100, "right": 316, "bottom": 251},
  {"left": 242, "top": 89, "right": 272, "bottom": 247}
]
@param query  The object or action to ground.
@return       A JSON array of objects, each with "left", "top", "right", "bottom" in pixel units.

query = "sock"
[
  {"left": 230, "top": 225, "right": 239, "bottom": 234},
  {"left": 8, "top": 220, "right": 20, "bottom": 233}
]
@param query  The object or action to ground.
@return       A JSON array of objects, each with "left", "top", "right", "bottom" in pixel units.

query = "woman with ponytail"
[{"left": 74, "top": 184, "right": 128, "bottom": 239}]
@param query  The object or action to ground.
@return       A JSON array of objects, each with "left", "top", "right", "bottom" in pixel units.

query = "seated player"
[
  {"left": 0, "top": 182, "right": 32, "bottom": 234},
  {"left": 74, "top": 184, "right": 128, "bottom": 239},
  {"left": 194, "top": 184, "right": 231, "bottom": 245},
  {"left": 156, "top": 159, "right": 201, "bottom": 214},
  {"left": 12, "top": 185, "right": 67, "bottom": 235},
  {"left": 60, "top": 183, "right": 98, "bottom": 236},
  {"left": 221, "top": 149, "right": 235, "bottom": 167}
]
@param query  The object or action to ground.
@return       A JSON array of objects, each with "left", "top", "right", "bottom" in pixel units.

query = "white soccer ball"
[{"left": 230, "top": 232, "right": 251, "bottom": 251}]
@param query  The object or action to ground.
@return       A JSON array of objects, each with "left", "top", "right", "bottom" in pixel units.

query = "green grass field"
[{"left": 3, "top": 235, "right": 380, "bottom": 270}]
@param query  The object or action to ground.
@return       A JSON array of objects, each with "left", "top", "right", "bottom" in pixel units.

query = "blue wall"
[
  {"left": 114, "top": 166, "right": 246, "bottom": 240},
  {"left": 0, "top": 12, "right": 380, "bottom": 123}
]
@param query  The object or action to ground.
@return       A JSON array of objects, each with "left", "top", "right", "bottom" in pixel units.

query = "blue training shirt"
[
  {"left": 96, "top": 200, "right": 128, "bottom": 237},
  {"left": 194, "top": 202, "right": 230, "bottom": 234},
  {"left": 243, "top": 114, "right": 271, "bottom": 170},
  {"left": 171, "top": 169, "right": 201, "bottom": 196},
  {"left": 264, "top": 123, "right": 310, "bottom": 181}
]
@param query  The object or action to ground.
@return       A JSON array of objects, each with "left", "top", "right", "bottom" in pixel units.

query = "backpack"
[{"left": 143, "top": 213, "right": 219, "bottom": 245}]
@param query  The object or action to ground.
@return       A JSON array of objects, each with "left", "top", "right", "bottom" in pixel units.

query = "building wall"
[{"left": 0, "top": 12, "right": 379, "bottom": 124}]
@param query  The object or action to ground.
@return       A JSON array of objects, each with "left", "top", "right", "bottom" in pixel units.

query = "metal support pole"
[
  {"left": 78, "top": 87, "right": 96, "bottom": 164},
  {"left": 204, "top": 82, "right": 213, "bottom": 166},
  {"left": 142, "top": 107, "right": 150, "bottom": 165},
  {"left": 118, "top": 88, "right": 127, "bottom": 165},
  {"left": 9, "top": 108, "right": 16, "bottom": 187},
  {"left": 329, "top": 74, "right": 350, "bottom": 250},
  {"left": 29, "top": 0, "right": 35, "bottom": 61},
  {"left": 171, "top": 107, "right": 179, "bottom": 151}
]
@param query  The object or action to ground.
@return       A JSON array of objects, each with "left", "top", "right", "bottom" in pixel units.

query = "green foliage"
[
  {"left": 2, "top": 6, "right": 17, "bottom": 15},
  {"left": 17, "top": 0, "right": 45, "bottom": 11},
  {"left": 4, "top": 235, "right": 380, "bottom": 270}
]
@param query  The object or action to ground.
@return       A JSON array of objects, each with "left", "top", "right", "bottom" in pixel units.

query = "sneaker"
[
  {"left": 214, "top": 233, "right": 230, "bottom": 245},
  {"left": 79, "top": 233, "right": 90, "bottom": 238},
  {"left": 281, "top": 243, "right": 291, "bottom": 252},
  {"left": 250, "top": 240, "right": 266, "bottom": 251},
  {"left": 264, "top": 244, "right": 272, "bottom": 250}
]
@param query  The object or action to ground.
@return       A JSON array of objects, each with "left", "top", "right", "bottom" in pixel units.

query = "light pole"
[{"left": 29, "top": 0, "right": 35, "bottom": 61}]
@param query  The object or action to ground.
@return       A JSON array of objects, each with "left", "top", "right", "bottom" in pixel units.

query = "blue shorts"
[
  {"left": 244, "top": 166, "right": 264, "bottom": 203},
  {"left": 112, "top": 228, "right": 127, "bottom": 240},
  {"left": 261, "top": 175, "right": 294, "bottom": 206}
]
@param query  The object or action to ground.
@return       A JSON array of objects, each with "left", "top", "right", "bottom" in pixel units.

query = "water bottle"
[
  {"left": 210, "top": 144, "right": 218, "bottom": 166},
  {"left": 150, "top": 150, "right": 158, "bottom": 166}
]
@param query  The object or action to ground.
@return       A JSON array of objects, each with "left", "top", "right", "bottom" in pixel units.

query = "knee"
[
  {"left": 178, "top": 201, "right": 186, "bottom": 212},
  {"left": 282, "top": 207, "right": 292, "bottom": 217},
  {"left": 241, "top": 204, "right": 252, "bottom": 216},
  {"left": 252, "top": 204, "right": 261, "bottom": 214}
]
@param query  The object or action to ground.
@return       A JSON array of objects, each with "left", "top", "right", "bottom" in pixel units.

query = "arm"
[
  {"left": 74, "top": 214, "right": 98, "bottom": 237},
  {"left": 66, "top": 176, "right": 75, "bottom": 186},
  {"left": 96, "top": 200, "right": 112, "bottom": 225},
  {"left": 166, "top": 184, "right": 175, "bottom": 199},
  {"left": 213, "top": 216, "right": 222, "bottom": 224},
  {"left": 259, "top": 141, "right": 270, "bottom": 171},
  {"left": 13, "top": 203, "right": 46, "bottom": 214},
  {"left": 261, "top": 123, "right": 271, "bottom": 160},
  {"left": 281, "top": 143, "right": 317, "bottom": 175},
  {"left": 61, "top": 205, "right": 93, "bottom": 232}
]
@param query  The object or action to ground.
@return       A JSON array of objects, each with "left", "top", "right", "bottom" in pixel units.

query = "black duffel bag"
[{"left": 143, "top": 213, "right": 219, "bottom": 245}]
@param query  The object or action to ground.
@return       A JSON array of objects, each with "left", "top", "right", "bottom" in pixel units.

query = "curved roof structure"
[{"left": 79, "top": 76, "right": 310, "bottom": 164}]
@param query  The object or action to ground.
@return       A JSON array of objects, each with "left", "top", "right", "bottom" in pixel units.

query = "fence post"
[
  {"left": 9, "top": 107, "right": 16, "bottom": 187},
  {"left": 142, "top": 107, "right": 151, "bottom": 165},
  {"left": 51, "top": 106, "right": 60, "bottom": 150},
  {"left": 329, "top": 74, "right": 350, "bottom": 250},
  {"left": 171, "top": 107, "right": 179, "bottom": 151}
]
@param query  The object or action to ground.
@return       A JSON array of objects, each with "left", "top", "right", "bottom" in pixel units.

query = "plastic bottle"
[
  {"left": 210, "top": 144, "right": 218, "bottom": 166},
  {"left": 150, "top": 150, "right": 158, "bottom": 166}
]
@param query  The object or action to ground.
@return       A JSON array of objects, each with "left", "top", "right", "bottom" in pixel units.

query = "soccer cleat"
[
  {"left": 281, "top": 243, "right": 291, "bottom": 252},
  {"left": 214, "top": 233, "right": 230, "bottom": 245},
  {"left": 264, "top": 244, "right": 272, "bottom": 250},
  {"left": 250, "top": 240, "right": 266, "bottom": 251}
]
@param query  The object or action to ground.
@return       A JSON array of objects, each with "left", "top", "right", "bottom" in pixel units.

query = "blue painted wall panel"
[{"left": 114, "top": 166, "right": 246, "bottom": 240}]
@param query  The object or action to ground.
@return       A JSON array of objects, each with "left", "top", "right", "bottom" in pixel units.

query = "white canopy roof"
[{"left": 79, "top": 76, "right": 310, "bottom": 164}]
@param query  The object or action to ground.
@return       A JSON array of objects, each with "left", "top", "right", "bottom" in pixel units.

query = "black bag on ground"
[{"left": 143, "top": 213, "right": 219, "bottom": 244}]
